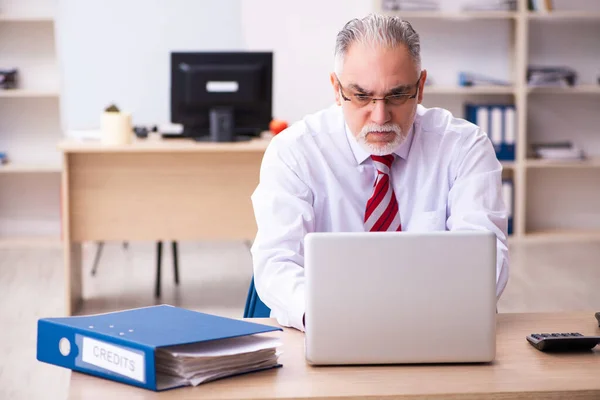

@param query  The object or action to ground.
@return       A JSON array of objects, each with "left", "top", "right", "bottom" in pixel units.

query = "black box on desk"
[{"left": 0, "top": 68, "right": 18, "bottom": 89}]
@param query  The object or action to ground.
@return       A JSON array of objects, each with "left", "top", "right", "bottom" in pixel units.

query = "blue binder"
[
  {"left": 464, "top": 103, "right": 516, "bottom": 162},
  {"left": 36, "top": 305, "right": 282, "bottom": 391}
]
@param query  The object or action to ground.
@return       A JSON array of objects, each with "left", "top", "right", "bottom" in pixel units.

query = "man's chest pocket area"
[{"left": 405, "top": 208, "right": 447, "bottom": 232}]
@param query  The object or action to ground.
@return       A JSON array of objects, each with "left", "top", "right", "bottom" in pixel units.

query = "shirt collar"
[{"left": 344, "top": 119, "right": 416, "bottom": 165}]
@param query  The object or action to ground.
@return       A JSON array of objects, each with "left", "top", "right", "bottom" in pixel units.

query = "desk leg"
[{"left": 65, "top": 241, "right": 83, "bottom": 315}]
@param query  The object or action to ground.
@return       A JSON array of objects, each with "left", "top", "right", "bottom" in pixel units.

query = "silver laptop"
[{"left": 304, "top": 231, "right": 497, "bottom": 365}]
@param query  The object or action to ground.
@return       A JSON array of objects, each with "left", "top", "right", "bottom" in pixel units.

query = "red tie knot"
[{"left": 371, "top": 154, "right": 395, "bottom": 171}]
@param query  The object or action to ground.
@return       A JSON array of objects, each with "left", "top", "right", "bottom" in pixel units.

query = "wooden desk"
[
  {"left": 59, "top": 137, "right": 270, "bottom": 315},
  {"left": 68, "top": 312, "right": 600, "bottom": 399}
]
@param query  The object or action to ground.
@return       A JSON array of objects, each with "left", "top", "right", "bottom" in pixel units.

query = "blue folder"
[
  {"left": 36, "top": 305, "right": 282, "bottom": 391},
  {"left": 464, "top": 103, "right": 516, "bottom": 162}
]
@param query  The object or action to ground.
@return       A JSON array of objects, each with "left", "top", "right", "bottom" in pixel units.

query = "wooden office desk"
[
  {"left": 59, "top": 137, "right": 271, "bottom": 315},
  {"left": 68, "top": 312, "right": 600, "bottom": 399}
]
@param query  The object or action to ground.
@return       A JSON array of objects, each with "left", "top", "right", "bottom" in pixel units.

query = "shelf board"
[
  {"left": 526, "top": 158, "right": 600, "bottom": 169},
  {"left": 501, "top": 161, "right": 516, "bottom": 169},
  {"left": 527, "top": 85, "right": 600, "bottom": 94},
  {"left": 426, "top": 85, "right": 515, "bottom": 95},
  {"left": 0, "top": 14, "right": 54, "bottom": 22},
  {"left": 527, "top": 11, "right": 600, "bottom": 21},
  {"left": 0, "top": 89, "right": 59, "bottom": 98},
  {"left": 522, "top": 230, "right": 600, "bottom": 243},
  {"left": 380, "top": 11, "right": 518, "bottom": 20},
  {"left": 0, "top": 236, "right": 61, "bottom": 248},
  {"left": 0, "top": 163, "right": 62, "bottom": 173}
]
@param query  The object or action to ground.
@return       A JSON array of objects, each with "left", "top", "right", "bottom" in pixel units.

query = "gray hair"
[{"left": 334, "top": 13, "right": 421, "bottom": 75}]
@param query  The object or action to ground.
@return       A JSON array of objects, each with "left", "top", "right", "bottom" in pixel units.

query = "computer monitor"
[{"left": 170, "top": 52, "right": 273, "bottom": 142}]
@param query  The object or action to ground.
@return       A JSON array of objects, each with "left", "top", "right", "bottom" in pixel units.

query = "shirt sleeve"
[
  {"left": 447, "top": 128, "right": 509, "bottom": 299},
  {"left": 250, "top": 136, "right": 315, "bottom": 331}
]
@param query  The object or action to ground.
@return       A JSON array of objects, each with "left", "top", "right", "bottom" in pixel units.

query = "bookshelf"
[
  {"left": 0, "top": 163, "right": 61, "bottom": 173},
  {"left": 374, "top": 0, "right": 600, "bottom": 242},
  {"left": 0, "top": 88, "right": 59, "bottom": 97},
  {"left": 0, "top": 0, "right": 62, "bottom": 239},
  {"left": 0, "top": 15, "right": 53, "bottom": 22}
]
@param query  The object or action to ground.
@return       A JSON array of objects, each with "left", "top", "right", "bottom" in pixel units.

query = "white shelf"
[
  {"left": 0, "top": 163, "right": 61, "bottom": 174},
  {"left": 426, "top": 85, "right": 515, "bottom": 95},
  {"left": 0, "top": 89, "right": 60, "bottom": 98},
  {"left": 0, "top": 1, "right": 63, "bottom": 238},
  {"left": 527, "top": 11, "right": 600, "bottom": 21},
  {"left": 527, "top": 85, "right": 600, "bottom": 94},
  {"left": 526, "top": 158, "right": 600, "bottom": 169},
  {"left": 0, "top": 15, "right": 54, "bottom": 22},
  {"left": 0, "top": 236, "right": 61, "bottom": 248},
  {"left": 380, "top": 11, "right": 518, "bottom": 20}
]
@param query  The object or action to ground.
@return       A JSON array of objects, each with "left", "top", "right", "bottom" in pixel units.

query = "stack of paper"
[
  {"left": 531, "top": 142, "right": 585, "bottom": 161},
  {"left": 155, "top": 335, "right": 282, "bottom": 390},
  {"left": 527, "top": 66, "right": 577, "bottom": 87}
]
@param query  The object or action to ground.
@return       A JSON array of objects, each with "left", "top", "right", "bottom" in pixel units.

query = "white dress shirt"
[{"left": 250, "top": 104, "right": 509, "bottom": 332}]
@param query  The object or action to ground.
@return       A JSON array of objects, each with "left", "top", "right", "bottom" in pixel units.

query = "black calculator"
[{"left": 526, "top": 332, "right": 600, "bottom": 352}]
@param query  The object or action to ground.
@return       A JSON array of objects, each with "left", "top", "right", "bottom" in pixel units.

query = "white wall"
[
  {"left": 241, "top": 0, "right": 513, "bottom": 124},
  {"left": 240, "top": 0, "right": 372, "bottom": 124},
  {"left": 56, "top": 0, "right": 243, "bottom": 130}
]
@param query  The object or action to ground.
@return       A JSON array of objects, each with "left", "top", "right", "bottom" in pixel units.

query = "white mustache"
[{"left": 359, "top": 123, "right": 402, "bottom": 138}]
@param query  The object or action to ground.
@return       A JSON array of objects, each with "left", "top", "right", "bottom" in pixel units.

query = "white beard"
[{"left": 357, "top": 123, "right": 405, "bottom": 156}]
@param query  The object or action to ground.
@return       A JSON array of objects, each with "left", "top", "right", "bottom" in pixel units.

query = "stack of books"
[
  {"left": 531, "top": 142, "right": 585, "bottom": 161},
  {"left": 462, "top": 0, "right": 517, "bottom": 11},
  {"left": 527, "top": 66, "right": 577, "bottom": 87},
  {"left": 37, "top": 305, "right": 283, "bottom": 391},
  {"left": 528, "top": 0, "right": 553, "bottom": 12},
  {"left": 381, "top": 0, "right": 439, "bottom": 11}
]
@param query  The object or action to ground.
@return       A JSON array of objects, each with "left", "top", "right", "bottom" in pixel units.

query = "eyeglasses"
[{"left": 336, "top": 74, "right": 421, "bottom": 108}]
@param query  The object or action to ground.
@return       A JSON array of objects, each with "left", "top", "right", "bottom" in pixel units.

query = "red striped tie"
[{"left": 364, "top": 155, "right": 402, "bottom": 232}]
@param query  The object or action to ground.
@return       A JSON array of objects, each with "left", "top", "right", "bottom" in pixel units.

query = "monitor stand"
[
  {"left": 209, "top": 107, "right": 234, "bottom": 142},
  {"left": 191, "top": 135, "right": 253, "bottom": 143}
]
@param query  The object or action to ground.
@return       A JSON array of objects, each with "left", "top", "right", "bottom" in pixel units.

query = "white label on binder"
[
  {"left": 81, "top": 337, "right": 145, "bottom": 382},
  {"left": 503, "top": 182, "right": 513, "bottom": 217},
  {"left": 476, "top": 106, "right": 489, "bottom": 136},
  {"left": 490, "top": 107, "right": 503, "bottom": 146},
  {"left": 504, "top": 107, "right": 516, "bottom": 145}
]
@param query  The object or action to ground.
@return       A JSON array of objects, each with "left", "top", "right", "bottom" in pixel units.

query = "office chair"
[
  {"left": 243, "top": 275, "right": 271, "bottom": 318},
  {"left": 242, "top": 240, "right": 271, "bottom": 318}
]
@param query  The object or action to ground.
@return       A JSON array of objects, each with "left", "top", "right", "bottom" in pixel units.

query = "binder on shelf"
[
  {"left": 465, "top": 103, "right": 516, "bottom": 161},
  {"left": 37, "top": 305, "right": 282, "bottom": 391},
  {"left": 502, "top": 179, "right": 514, "bottom": 236},
  {"left": 458, "top": 71, "right": 511, "bottom": 87}
]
